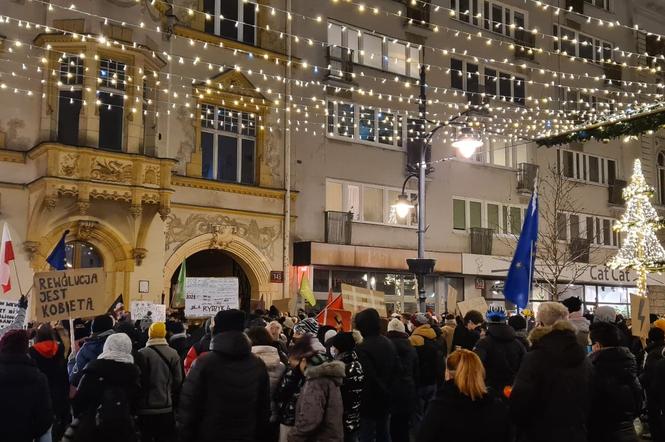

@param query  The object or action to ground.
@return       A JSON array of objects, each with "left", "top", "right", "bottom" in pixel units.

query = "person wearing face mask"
[{"left": 329, "top": 332, "right": 364, "bottom": 442}]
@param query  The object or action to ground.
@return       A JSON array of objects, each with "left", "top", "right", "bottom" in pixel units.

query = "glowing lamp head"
[
  {"left": 452, "top": 128, "right": 483, "bottom": 158},
  {"left": 392, "top": 194, "right": 414, "bottom": 219}
]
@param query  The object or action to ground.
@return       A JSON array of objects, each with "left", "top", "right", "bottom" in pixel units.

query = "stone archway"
[{"left": 163, "top": 233, "right": 272, "bottom": 301}]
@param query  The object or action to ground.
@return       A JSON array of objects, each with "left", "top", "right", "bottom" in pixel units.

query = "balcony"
[
  {"left": 517, "top": 163, "right": 539, "bottom": 194},
  {"left": 403, "top": 0, "right": 432, "bottom": 35},
  {"left": 470, "top": 227, "right": 494, "bottom": 255},
  {"left": 608, "top": 179, "right": 627, "bottom": 205},
  {"left": 565, "top": 0, "right": 584, "bottom": 13},
  {"left": 326, "top": 47, "right": 354, "bottom": 83},
  {"left": 603, "top": 63, "right": 622, "bottom": 87},
  {"left": 514, "top": 30, "right": 536, "bottom": 62},
  {"left": 569, "top": 238, "right": 591, "bottom": 263},
  {"left": 325, "top": 211, "right": 352, "bottom": 245}
]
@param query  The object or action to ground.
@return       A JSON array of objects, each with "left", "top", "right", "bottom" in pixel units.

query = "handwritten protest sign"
[
  {"left": 130, "top": 301, "right": 166, "bottom": 323},
  {"left": 184, "top": 277, "right": 239, "bottom": 318},
  {"left": 34, "top": 268, "right": 106, "bottom": 322},
  {"left": 457, "top": 297, "right": 489, "bottom": 317},
  {"left": 0, "top": 300, "right": 20, "bottom": 328}
]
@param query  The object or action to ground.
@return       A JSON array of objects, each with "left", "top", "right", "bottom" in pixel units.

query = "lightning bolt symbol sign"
[{"left": 638, "top": 298, "right": 646, "bottom": 333}]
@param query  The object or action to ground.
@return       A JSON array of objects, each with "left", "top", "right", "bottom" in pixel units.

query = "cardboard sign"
[
  {"left": 272, "top": 297, "right": 293, "bottom": 315},
  {"left": 34, "top": 268, "right": 107, "bottom": 322},
  {"left": 130, "top": 301, "right": 166, "bottom": 323},
  {"left": 0, "top": 300, "right": 20, "bottom": 328},
  {"left": 341, "top": 283, "right": 387, "bottom": 317},
  {"left": 457, "top": 297, "right": 489, "bottom": 318},
  {"left": 446, "top": 291, "right": 458, "bottom": 315},
  {"left": 631, "top": 294, "right": 650, "bottom": 338},
  {"left": 184, "top": 277, "right": 239, "bottom": 318}
]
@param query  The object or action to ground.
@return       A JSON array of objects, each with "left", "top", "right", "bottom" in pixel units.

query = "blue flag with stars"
[
  {"left": 504, "top": 184, "right": 538, "bottom": 310},
  {"left": 47, "top": 230, "right": 69, "bottom": 271}
]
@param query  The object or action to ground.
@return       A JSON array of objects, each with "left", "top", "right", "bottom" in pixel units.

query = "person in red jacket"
[{"left": 183, "top": 318, "right": 212, "bottom": 376}]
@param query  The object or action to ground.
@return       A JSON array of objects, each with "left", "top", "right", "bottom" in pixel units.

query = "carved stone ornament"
[
  {"left": 44, "top": 195, "right": 57, "bottom": 211},
  {"left": 23, "top": 241, "right": 40, "bottom": 262},
  {"left": 143, "top": 166, "right": 160, "bottom": 185},
  {"left": 129, "top": 204, "right": 143, "bottom": 218},
  {"left": 91, "top": 158, "right": 133, "bottom": 183},
  {"left": 158, "top": 206, "right": 171, "bottom": 222},
  {"left": 60, "top": 153, "right": 79, "bottom": 178},
  {"left": 132, "top": 248, "right": 148, "bottom": 266},
  {"left": 77, "top": 220, "right": 98, "bottom": 241},
  {"left": 77, "top": 200, "right": 90, "bottom": 215},
  {"left": 210, "top": 224, "right": 237, "bottom": 249}
]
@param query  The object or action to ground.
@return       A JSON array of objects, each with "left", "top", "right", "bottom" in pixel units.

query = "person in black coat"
[
  {"left": 355, "top": 308, "right": 398, "bottom": 442},
  {"left": 418, "top": 349, "right": 510, "bottom": 442},
  {"left": 510, "top": 318, "right": 593, "bottom": 442},
  {"left": 329, "top": 332, "right": 365, "bottom": 442},
  {"left": 167, "top": 320, "right": 191, "bottom": 362},
  {"left": 641, "top": 327, "right": 665, "bottom": 442},
  {"left": 386, "top": 318, "right": 419, "bottom": 442},
  {"left": 474, "top": 307, "right": 526, "bottom": 393},
  {"left": 176, "top": 309, "right": 271, "bottom": 442},
  {"left": 29, "top": 323, "right": 71, "bottom": 441},
  {"left": 0, "top": 329, "right": 53, "bottom": 442},
  {"left": 588, "top": 322, "right": 642, "bottom": 442},
  {"left": 451, "top": 310, "right": 484, "bottom": 351}
]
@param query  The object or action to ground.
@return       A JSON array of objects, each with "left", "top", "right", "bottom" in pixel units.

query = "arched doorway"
[{"left": 170, "top": 249, "right": 252, "bottom": 312}]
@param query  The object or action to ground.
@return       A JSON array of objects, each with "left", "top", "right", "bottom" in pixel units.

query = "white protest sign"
[
  {"left": 457, "top": 297, "right": 489, "bottom": 317},
  {"left": 185, "top": 277, "right": 239, "bottom": 318},
  {"left": 130, "top": 301, "right": 167, "bottom": 323},
  {"left": 0, "top": 300, "right": 20, "bottom": 328},
  {"left": 631, "top": 293, "right": 650, "bottom": 338}
]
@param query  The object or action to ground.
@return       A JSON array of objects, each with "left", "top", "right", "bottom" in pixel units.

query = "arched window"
[
  {"left": 65, "top": 241, "right": 103, "bottom": 269},
  {"left": 659, "top": 152, "right": 665, "bottom": 205}
]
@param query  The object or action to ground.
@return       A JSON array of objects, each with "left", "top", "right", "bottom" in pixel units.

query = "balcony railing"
[
  {"left": 565, "top": 0, "right": 584, "bottom": 13},
  {"left": 608, "top": 179, "right": 627, "bottom": 205},
  {"left": 326, "top": 47, "right": 354, "bottom": 83},
  {"left": 405, "top": 0, "right": 431, "bottom": 26},
  {"left": 569, "top": 238, "right": 591, "bottom": 263},
  {"left": 514, "top": 29, "right": 536, "bottom": 61},
  {"left": 603, "top": 63, "right": 622, "bottom": 86},
  {"left": 470, "top": 227, "right": 494, "bottom": 255},
  {"left": 325, "top": 211, "right": 352, "bottom": 245},
  {"left": 517, "top": 163, "right": 539, "bottom": 194}
]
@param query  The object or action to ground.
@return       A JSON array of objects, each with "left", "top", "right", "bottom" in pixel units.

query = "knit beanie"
[
  {"left": 91, "top": 315, "right": 114, "bottom": 334},
  {"left": 413, "top": 313, "right": 429, "bottom": 326},
  {"left": 35, "top": 323, "right": 56, "bottom": 343},
  {"left": 486, "top": 306, "right": 507, "bottom": 323},
  {"left": 324, "top": 329, "right": 337, "bottom": 343},
  {"left": 149, "top": 322, "right": 167, "bottom": 339},
  {"left": 387, "top": 318, "right": 406, "bottom": 334},
  {"left": 213, "top": 309, "right": 246, "bottom": 334},
  {"left": 561, "top": 296, "right": 583, "bottom": 313},
  {"left": 654, "top": 319, "right": 665, "bottom": 334},
  {"left": 0, "top": 329, "right": 29, "bottom": 354},
  {"left": 594, "top": 306, "right": 617, "bottom": 323},
  {"left": 293, "top": 317, "right": 319, "bottom": 336},
  {"left": 329, "top": 332, "right": 356, "bottom": 353},
  {"left": 508, "top": 314, "right": 527, "bottom": 331},
  {"left": 355, "top": 308, "right": 382, "bottom": 337}
]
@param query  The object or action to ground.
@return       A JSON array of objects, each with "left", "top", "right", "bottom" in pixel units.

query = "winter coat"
[
  {"left": 588, "top": 347, "right": 642, "bottom": 442},
  {"left": 114, "top": 319, "right": 144, "bottom": 353},
  {"left": 515, "top": 329, "right": 530, "bottom": 350},
  {"left": 335, "top": 350, "right": 364, "bottom": 434},
  {"left": 252, "top": 344, "right": 286, "bottom": 422},
  {"left": 640, "top": 341, "right": 665, "bottom": 391},
  {"left": 355, "top": 334, "right": 398, "bottom": 419},
  {"left": 183, "top": 332, "right": 211, "bottom": 376},
  {"left": 169, "top": 332, "right": 191, "bottom": 362},
  {"left": 288, "top": 360, "right": 346, "bottom": 442},
  {"left": 440, "top": 324, "right": 456, "bottom": 355},
  {"left": 276, "top": 367, "right": 305, "bottom": 426},
  {"left": 176, "top": 330, "right": 270, "bottom": 442},
  {"left": 569, "top": 312, "right": 590, "bottom": 348},
  {"left": 136, "top": 339, "right": 184, "bottom": 415},
  {"left": 387, "top": 330, "right": 418, "bottom": 415},
  {"left": 451, "top": 325, "right": 481, "bottom": 351},
  {"left": 474, "top": 323, "right": 526, "bottom": 392},
  {"left": 0, "top": 353, "right": 53, "bottom": 442},
  {"left": 409, "top": 324, "right": 444, "bottom": 387},
  {"left": 418, "top": 380, "right": 510, "bottom": 442},
  {"left": 68, "top": 329, "right": 114, "bottom": 386},
  {"left": 29, "top": 340, "right": 70, "bottom": 417},
  {"left": 510, "top": 321, "right": 593, "bottom": 442}
]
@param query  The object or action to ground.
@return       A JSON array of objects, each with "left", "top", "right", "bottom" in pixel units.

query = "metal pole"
[{"left": 418, "top": 64, "right": 427, "bottom": 313}]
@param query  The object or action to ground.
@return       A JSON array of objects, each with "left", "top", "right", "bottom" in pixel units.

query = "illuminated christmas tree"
[{"left": 608, "top": 159, "right": 665, "bottom": 296}]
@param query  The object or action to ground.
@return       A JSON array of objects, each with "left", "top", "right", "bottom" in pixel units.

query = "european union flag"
[
  {"left": 504, "top": 186, "right": 538, "bottom": 310},
  {"left": 47, "top": 230, "right": 70, "bottom": 271}
]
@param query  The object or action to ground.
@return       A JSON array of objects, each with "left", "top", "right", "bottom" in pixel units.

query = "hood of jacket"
[
  {"left": 32, "top": 340, "right": 59, "bottom": 358},
  {"left": 252, "top": 345, "right": 282, "bottom": 367},
  {"left": 569, "top": 314, "right": 590, "bottom": 333},
  {"left": 305, "top": 360, "right": 346, "bottom": 384},
  {"left": 486, "top": 323, "right": 517, "bottom": 342},
  {"left": 590, "top": 346, "right": 636, "bottom": 375},
  {"left": 210, "top": 330, "right": 252, "bottom": 358},
  {"left": 409, "top": 324, "right": 437, "bottom": 346},
  {"left": 532, "top": 321, "right": 587, "bottom": 367},
  {"left": 387, "top": 330, "right": 409, "bottom": 340}
]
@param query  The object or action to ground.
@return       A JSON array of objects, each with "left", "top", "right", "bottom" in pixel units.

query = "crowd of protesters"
[{"left": 2, "top": 293, "right": 665, "bottom": 442}]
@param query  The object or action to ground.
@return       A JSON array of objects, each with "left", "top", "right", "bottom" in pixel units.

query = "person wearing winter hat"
[
  {"left": 508, "top": 314, "right": 530, "bottom": 350},
  {"left": 69, "top": 333, "right": 141, "bottom": 442},
  {"left": 135, "top": 322, "right": 183, "bottom": 442},
  {"left": 561, "top": 296, "right": 590, "bottom": 347},
  {"left": 29, "top": 323, "right": 70, "bottom": 441},
  {"left": 177, "top": 309, "right": 270, "bottom": 442},
  {"left": 386, "top": 318, "right": 418, "bottom": 442},
  {"left": 593, "top": 305, "right": 617, "bottom": 324},
  {"left": 68, "top": 314, "right": 115, "bottom": 386},
  {"left": 329, "top": 332, "right": 364, "bottom": 442},
  {"left": 536, "top": 301, "right": 569, "bottom": 326},
  {"left": 653, "top": 318, "right": 665, "bottom": 334},
  {"left": 167, "top": 320, "right": 190, "bottom": 363},
  {"left": 0, "top": 329, "right": 53, "bottom": 442},
  {"left": 288, "top": 335, "right": 346, "bottom": 442},
  {"left": 452, "top": 310, "right": 484, "bottom": 351},
  {"left": 183, "top": 317, "right": 213, "bottom": 376},
  {"left": 473, "top": 306, "right": 526, "bottom": 394},
  {"left": 293, "top": 317, "right": 319, "bottom": 341}
]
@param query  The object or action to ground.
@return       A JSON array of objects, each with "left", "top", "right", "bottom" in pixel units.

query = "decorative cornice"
[
  {"left": 172, "top": 175, "right": 297, "bottom": 200},
  {"left": 26, "top": 142, "right": 177, "bottom": 164},
  {"left": 0, "top": 149, "right": 26, "bottom": 164}
]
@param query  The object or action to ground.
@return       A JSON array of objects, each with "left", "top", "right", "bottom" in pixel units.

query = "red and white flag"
[{"left": 0, "top": 223, "right": 15, "bottom": 294}]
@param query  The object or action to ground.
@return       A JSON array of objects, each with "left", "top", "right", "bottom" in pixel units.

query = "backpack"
[{"left": 96, "top": 385, "right": 134, "bottom": 430}]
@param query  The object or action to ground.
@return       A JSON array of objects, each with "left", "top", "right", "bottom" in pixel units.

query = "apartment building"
[{"left": 0, "top": 0, "right": 664, "bottom": 315}]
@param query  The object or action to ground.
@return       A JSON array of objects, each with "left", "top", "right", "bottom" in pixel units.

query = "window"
[
  {"left": 557, "top": 149, "right": 617, "bottom": 185},
  {"left": 585, "top": 0, "right": 610, "bottom": 11},
  {"left": 658, "top": 151, "right": 665, "bottom": 205},
  {"left": 200, "top": 104, "right": 256, "bottom": 184},
  {"left": 326, "top": 179, "right": 418, "bottom": 227},
  {"left": 562, "top": 90, "right": 615, "bottom": 121},
  {"left": 65, "top": 242, "right": 103, "bottom": 269},
  {"left": 203, "top": 0, "right": 256, "bottom": 45},
  {"left": 327, "top": 21, "right": 422, "bottom": 78},
  {"left": 557, "top": 212, "right": 620, "bottom": 247},
  {"left": 451, "top": 58, "right": 525, "bottom": 105},
  {"left": 452, "top": 198, "right": 526, "bottom": 234},
  {"left": 452, "top": 0, "right": 528, "bottom": 37},
  {"left": 97, "top": 59, "right": 126, "bottom": 151},
  {"left": 554, "top": 25, "right": 613, "bottom": 63},
  {"left": 57, "top": 55, "right": 83, "bottom": 145},
  {"left": 327, "top": 100, "right": 407, "bottom": 150},
  {"left": 471, "top": 138, "right": 527, "bottom": 168}
]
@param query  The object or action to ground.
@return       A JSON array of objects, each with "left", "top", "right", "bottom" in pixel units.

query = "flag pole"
[{"left": 10, "top": 260, "right": 24, "bottom": 296}]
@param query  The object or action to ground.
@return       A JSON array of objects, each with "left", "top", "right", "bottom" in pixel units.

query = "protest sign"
[
  {"left": 34, "top": 268, "right": 107, "bottom": 322},
  {"left": 457, "top": 297, "right": 489, "bottom": 318},
  {"left": 272, "top": 297, "right": 293, "bottom": 315},
  {"left": 0, "top": 300, "right": 20, "bottom": 328},
  {"left": 341, "top": 284, "right": 387, "bottom": 317},
  {"left": 184, "top": 277, "right": 239, "bottom": 318},
  {"left": 130, "top": 301, "right": 166, "bottom": 323},
  {"left": 631, "top": 293, "right": 650, "bottom": 338}
]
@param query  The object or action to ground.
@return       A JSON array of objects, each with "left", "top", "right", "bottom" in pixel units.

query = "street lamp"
[
  {"left": 391, "top": 193, "right": 415, "bottom": 219},
  {"left": 452, "top": 127, "right": 484, "bottom": 159}
]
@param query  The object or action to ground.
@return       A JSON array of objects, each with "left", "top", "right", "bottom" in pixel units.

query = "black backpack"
[{"left": 95, "top": 384, "right": 134, "bottom": 430}]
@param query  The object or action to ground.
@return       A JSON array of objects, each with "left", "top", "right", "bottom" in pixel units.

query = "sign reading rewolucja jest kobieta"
[{"left": 34, "top": 268, "right": 107, "bottom": 322}]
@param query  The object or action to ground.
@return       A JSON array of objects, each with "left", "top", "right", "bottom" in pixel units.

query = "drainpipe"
[{"left": 282, "top": 0, "right": 292, "bottom": 304}]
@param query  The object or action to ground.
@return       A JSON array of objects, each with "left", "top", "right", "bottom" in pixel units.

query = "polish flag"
[{"left": 0, "top": 223, "right": 15, "bottom": 294}]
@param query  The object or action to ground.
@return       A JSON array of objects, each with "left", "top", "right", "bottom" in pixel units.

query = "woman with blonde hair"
[{"left": 417, "top": 349, "right": 510, "bottom": 442}]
